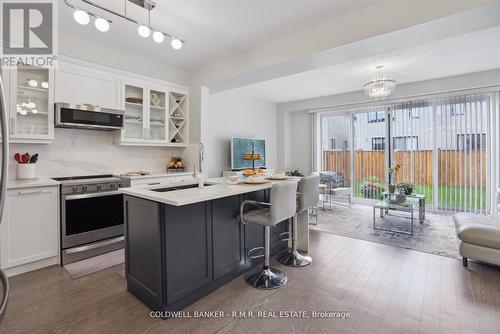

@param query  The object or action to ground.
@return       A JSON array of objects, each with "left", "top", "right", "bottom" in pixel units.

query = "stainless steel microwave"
[{"left": 55, "top": 103, "right": 124, "bottom": 130}]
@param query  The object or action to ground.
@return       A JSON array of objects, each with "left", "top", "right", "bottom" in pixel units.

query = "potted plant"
[
  {"left": 360, "top": 176, "right": 384, "bottom": 199},
  {"left": 396, "top": 182, "right": 414, "bottom": 195},
  {"left": 387, "top": 164, "right": 401, "bottom": 194}
]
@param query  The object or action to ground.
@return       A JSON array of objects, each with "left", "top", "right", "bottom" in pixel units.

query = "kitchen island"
[{"left": 121, "top": 178, "right": 308, "bottom": 313}]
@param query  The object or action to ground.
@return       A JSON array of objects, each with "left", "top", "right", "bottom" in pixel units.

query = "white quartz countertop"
[
  {"left": 120, "top": 177, "right": 299, "bottom": 206},
  {"left": 7, "top": 178, "right": 61, "bottom": 190}
]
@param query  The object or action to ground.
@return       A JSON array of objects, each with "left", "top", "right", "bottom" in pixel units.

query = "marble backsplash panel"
[{"left": 8, "top": 128, "right": 196, "bottom": 179}]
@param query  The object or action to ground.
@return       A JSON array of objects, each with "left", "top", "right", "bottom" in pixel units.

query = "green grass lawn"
[{"left": 353, "top": 181, "right": 487, "bottom": 210}]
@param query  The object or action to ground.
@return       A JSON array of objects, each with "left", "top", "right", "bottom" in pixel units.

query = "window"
[
  {"left": 343, "top": 140, "right": 348, "bottom": 150},
  {"left": 457, "top": 133, "right": 486, "bottom": 150},
  {"left": 367, "top": 111, "right": 385, "bottom": 123},
  {"left": 451, "top": 105, "right": 465, "bottom": 116},
  {"left": 409, "top": 109, "right": 420, "bottom": 118},
  {"left": 393, "top": 136, "right": 418, "bottom": 150},
  {"left": 372, "top": 137, "right": 385, "bottom": 150},
  {"left": 330, "top": 138, "right": 336, "bottom": 149}
]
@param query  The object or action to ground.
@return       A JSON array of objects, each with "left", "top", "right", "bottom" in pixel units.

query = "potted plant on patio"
[
  {"left": 360, "top": 176, "right": 384, "bottom": 199},
  {"left": 396, "top": 182, "right": 415, "bottom": 195}
]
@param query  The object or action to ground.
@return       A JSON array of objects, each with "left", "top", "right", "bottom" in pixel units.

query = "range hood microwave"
[{"left": 55, "top": 103, "right": 124, "bottom": 131}]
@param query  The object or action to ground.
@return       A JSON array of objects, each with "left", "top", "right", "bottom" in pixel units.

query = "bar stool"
[
  {"left": 240, "top": 181, "right": 298, "bottom": 289},
  {"left": 278, "top": 174, "right": 319, "bottom": 267}
]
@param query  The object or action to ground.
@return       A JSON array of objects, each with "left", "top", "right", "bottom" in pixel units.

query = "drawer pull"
[{"left": 18, "top": 190, "right": 43, "bottom": 195}]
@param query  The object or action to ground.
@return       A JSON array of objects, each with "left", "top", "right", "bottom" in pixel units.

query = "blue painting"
[{"left": 231, "top": 138, "right": 266, "bottom": 170}]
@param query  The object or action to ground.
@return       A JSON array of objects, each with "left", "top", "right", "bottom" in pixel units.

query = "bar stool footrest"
[
  {"left": 247, "top": 246, "right": 265, "bottom": 259},
  {"left": 278, "top": 231, "right": 293, "bottom": 242}
]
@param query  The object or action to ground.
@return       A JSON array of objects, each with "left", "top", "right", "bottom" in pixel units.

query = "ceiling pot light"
[
  {"left": 171, "top": 38, "right": 182, "bottom": 50},
  {"left": 95, "top": 18, "right": 110, "bottom": 32},
  {"left": 73, "top": 10, "right": 90, "bottom": 25},
  {"left": 138, "top": 25, "right": 150, "bottom": 38},
  {"left": 152, "top": 31, "right": 164, "bottom": 43},
  {"left": 364, "top": 65, "right": 396, "bottom": 99}
]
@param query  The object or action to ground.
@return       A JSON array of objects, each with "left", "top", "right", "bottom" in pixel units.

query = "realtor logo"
[{"left": 1, "top": 0, "right": 57, "bottom": 67}]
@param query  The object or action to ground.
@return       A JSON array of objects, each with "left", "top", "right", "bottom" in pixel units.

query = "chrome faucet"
[{"left": 193, "top": 143, "right": 204, "bottom": 188}]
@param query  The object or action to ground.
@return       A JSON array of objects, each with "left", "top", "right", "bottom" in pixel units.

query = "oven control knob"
[
  {"left": 72, "top": 186, "right": 79, "bottom": 193},
  {"left": 81, "top": 185, "right": 88, "bottom": 192},
  {"left": 110, "top": 183, "right": 118, "bottom": 190},
  {"left": 97, "top": 184, "right": 102, "bottom": 191}
]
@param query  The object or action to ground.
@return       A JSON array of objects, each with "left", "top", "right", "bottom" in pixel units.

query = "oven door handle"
[{"left": 64, "top": 191, "right": 121, "bottom": 200}]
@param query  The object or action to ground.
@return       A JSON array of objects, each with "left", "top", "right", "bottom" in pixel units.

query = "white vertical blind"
[
  {"left": 318, "top": 90, "right": 497, "bottom": 214},
  {"left": 434, "top": 94, "right": 490, "bottom": 214}
]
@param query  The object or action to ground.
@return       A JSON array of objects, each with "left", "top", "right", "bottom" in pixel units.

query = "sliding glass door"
[
  {"left": 435, "top": 94, "right": 490, "bottom": 214},
  {"left": 319, "top": 91, "right": 496, "bottom": 214},
  {"left": 389, "top": 101, "right": 434, "bottom": 205}
]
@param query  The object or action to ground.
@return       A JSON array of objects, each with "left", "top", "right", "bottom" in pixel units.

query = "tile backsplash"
[{"left": 8, "top": 128, "right": 194, "bottom": 179}]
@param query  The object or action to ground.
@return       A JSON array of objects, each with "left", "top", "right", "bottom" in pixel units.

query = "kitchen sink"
[{"left": 151, "top": 183, "right": 215, "bottom": 192}]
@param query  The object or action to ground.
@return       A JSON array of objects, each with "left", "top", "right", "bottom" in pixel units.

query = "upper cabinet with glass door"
[
  {"left": 4, "top": 66, "right": 54, "bottom": 143},
  {"left": 117, "top": 81, "right": 188, "bottom": 147},
  {"left": 148, "top": 88, "right": 168, "bottom": 143},
  {"left": 121, "top": 83, "right": 146, "bottom": 143}
]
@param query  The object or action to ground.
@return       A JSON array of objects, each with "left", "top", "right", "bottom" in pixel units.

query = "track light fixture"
[{"left": 64, "top": 0, "right": 184, "bottom": 49}]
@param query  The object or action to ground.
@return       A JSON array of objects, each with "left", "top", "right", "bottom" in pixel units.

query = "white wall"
[
  {"left": 289, "top": 111, "right": 312, "bottom": 176},
  {"left": 206, "top": 91, "right": 277, "bottom": 177}
]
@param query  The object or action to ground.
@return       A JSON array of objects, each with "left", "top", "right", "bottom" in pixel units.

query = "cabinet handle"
[{"left": 18, "top": 189, "right": 43, "bottom": 195}]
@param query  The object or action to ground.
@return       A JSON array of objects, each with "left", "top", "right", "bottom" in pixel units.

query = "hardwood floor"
[{"left": 1, "top": 230, "right": 499, "bottom": 334}]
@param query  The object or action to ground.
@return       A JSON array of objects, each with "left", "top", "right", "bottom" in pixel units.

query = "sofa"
[{"left": 454, "top": 212, "right": 500, "bottom": 267}]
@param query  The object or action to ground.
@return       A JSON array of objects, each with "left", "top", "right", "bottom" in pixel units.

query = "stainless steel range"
[{"left": 52, "top": 174, "right": 130, "bottom": 264}]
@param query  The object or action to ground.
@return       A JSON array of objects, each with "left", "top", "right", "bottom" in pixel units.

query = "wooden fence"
[{"left": 324, "top": 149, "right": 487, "bottom": 187}]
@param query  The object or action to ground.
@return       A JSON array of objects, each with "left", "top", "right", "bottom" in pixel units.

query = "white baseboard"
[{"left": 4, "top": 257, "right": 59, "bottom": 277}]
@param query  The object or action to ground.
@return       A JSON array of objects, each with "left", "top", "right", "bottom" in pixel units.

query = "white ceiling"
[
  {"left": 231, "top": 26, "right": 500, "bottom": 103},
  {"left": 59, "top": 0, "right": 379, "bottom": 69}
]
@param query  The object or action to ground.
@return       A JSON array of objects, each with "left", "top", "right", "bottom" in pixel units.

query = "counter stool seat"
[
  {"left": 240, "top": 181, "right": 298, "bottom": 289},
  {"left": 278, "top": 175, "right": 319, "bottom": 267}
]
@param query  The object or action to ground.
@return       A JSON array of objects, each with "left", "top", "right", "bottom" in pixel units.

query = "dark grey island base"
[{"left": 124, "top": 189, "right": 288, "bottom": 314}]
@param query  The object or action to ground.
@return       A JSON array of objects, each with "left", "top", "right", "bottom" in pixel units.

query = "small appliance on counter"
[
  {"left": 14, "top": 152, "right": 38, "bottom": 179},
  {"left": 52, "top": 174, "right": 130, "bottom": 264}
]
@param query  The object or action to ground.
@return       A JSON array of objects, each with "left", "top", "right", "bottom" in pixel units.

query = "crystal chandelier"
[{"left": 364, "top": 66, "right": 397, "bottom": 99}]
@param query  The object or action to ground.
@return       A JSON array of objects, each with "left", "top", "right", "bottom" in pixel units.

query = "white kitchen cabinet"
[
  {"left": 1, "top": 65, "right": 55, "bottom": 144},
  {"left": 55, "top": 61, "right": 122, "bottom": 110},
  {"left": 116, "top": 81, "right": 188, "bottom": 147},
  {"left": 0, "top": 186, "right": 59, "bottom": 275}
]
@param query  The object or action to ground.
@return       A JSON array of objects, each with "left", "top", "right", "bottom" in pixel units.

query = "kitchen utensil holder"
[{"left": 17, "top": 164, "right": 37, "bottom": 179}]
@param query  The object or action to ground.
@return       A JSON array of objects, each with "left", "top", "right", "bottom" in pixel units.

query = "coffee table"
[
  {"left": 381, "top": 192, "right": 426, "bottom": 221},
  {"left": 373, "top": 197, "right": 421, "bottom": 235}
]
